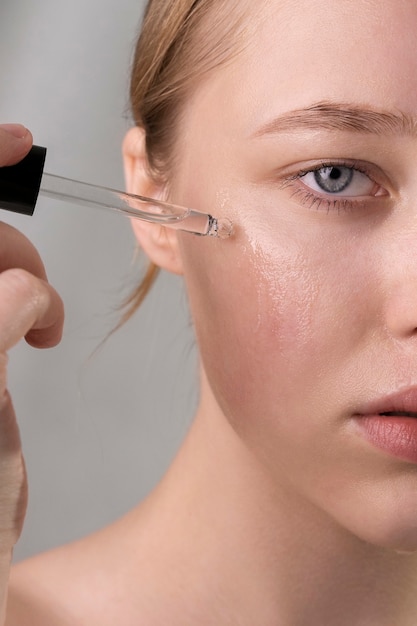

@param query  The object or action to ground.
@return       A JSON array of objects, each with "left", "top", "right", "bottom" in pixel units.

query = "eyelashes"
[
  {"left": 286, "top": 186, "right": 358, "bottom": 213},
  {"left": 278, "top": 160, "right": 389, "bottom": 213}
]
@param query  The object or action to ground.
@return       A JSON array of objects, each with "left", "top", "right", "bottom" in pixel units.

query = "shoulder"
[
  {"left": 6, "top": 585, "right": 69, "bottom": 626},
  {"left": 4, "top": 507, "right": 161, "bottom": 626},
  {"left": 4, "top": 513, "right": 146, "bottom": 626},
  {"left": 5, "top": 524, "right": 119, "bottom": 626},
  {"left": 6, "top": 544, "right": 85, "bottom": 626}
]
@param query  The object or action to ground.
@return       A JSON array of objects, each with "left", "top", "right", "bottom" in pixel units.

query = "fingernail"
[{"left": 0, "top": 124, "right": 29, "bottom": 139}]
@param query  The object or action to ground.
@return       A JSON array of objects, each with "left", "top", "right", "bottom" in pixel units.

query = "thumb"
[{"left": 0, "top": 125, "right": 32, "bottom": 167}]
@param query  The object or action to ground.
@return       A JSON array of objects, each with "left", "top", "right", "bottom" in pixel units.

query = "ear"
[{"left": 122, "top": 126, "right": 183, "bottom": 275}]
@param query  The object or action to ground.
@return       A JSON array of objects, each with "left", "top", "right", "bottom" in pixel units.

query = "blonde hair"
[{"left": 122, "top": 0, "right": 247, "bottom": 323}]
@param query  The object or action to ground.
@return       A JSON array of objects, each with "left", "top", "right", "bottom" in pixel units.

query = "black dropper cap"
[{"left": 0, "top": 145, "right": 47, "bottom": 216}]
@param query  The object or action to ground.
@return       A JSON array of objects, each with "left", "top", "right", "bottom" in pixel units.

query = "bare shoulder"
[
  {"left": 6, "top": 523, "right": 122, "bottom": 626},
  {"left": 6, "top": 540, "right": 89, "bottom": 626},
  {"left": 5, "top": 511, "right": 148, "bottom": 626},
  {"left": 6, "top": 576, "right": 70, "bottom": 626}
]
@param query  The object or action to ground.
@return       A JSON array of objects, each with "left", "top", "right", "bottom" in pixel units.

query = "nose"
[
  {"left": 384, "top": 228, "right": 417, "bottom": 340},
  {"left": 385, "top": 285, "right": 417, "bottom": 339}
]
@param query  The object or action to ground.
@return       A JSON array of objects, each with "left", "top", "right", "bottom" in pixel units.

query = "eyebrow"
[{"left": 253, "top": 101, "right": 417, "bottom": 137}]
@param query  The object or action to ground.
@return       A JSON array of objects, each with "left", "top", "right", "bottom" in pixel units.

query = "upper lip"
[{"left": 356, "top": 386, "right": 417, "bottom": 417}]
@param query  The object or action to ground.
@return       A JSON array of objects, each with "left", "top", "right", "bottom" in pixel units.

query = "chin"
[
  {"left": 341, "top": 501, "right": 417, "bottom": 554},
  {"left": 367, "top": 528, "right": 417, "bottom": 554}
]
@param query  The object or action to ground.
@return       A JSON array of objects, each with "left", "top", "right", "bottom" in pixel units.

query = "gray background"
[{"left": 0, "top": 1, "right": 197, "bottom": 561}]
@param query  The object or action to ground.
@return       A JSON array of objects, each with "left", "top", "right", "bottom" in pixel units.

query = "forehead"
[{"left": 185, "top": 0, "right": 417, "bottom": 137}]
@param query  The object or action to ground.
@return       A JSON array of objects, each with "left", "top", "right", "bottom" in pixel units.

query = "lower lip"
[{"left": 356, "top": 415, "right": 417, "bottom": 463}]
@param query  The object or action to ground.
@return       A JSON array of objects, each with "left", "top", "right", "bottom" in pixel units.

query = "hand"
[{"left": 0, "top": 125, "right": 64, "bottom": 550}]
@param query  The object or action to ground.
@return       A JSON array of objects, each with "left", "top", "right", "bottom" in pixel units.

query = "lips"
[
  {"left": 354, "top": 387, "right": 417, "bottom": 463},
  {"left": 355, "top": 387, "right": 417, "bottom": 419},
  {"left": 379, "top": 411, "right": 417, "bottom": 417}
]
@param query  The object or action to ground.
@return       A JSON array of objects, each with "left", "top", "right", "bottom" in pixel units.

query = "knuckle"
[
  {"left": 0, "top": 270, "right": 51, "bottom": 351},
  {"left": 2, "top": 268, "right": 46, "bottom": 310},
  {"left": 3, "top": 267, "right": 36, "bottom": 293}
]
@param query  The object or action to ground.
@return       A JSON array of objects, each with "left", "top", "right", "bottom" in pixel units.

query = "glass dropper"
[
  {"left": 0, "top": 146, "right": 233, "bottom": 239},
  {"left": 40, "top": 172, "right": 232, "bottom": 238}
]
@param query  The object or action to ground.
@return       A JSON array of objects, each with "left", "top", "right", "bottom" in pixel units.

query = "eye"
[{"left": 300, "top": 165, "right": 381, "bottom": 197}]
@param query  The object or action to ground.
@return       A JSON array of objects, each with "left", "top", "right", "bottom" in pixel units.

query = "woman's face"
[{"left": 170, "top": 0, "right": 417, "bottom": 549}]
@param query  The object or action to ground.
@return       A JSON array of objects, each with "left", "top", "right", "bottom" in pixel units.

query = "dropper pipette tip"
[{"left": 210, "top": 217, "right": 234, "bottom": 239}]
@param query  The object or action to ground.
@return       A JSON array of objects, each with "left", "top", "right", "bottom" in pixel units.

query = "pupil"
[{"left": 314, "top": 166, "right": 353, "bottom": 193}]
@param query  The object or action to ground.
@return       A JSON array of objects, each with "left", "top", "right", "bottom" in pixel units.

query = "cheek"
[
  {"left": 183, "top": 229, "right": 326, "bottom": 418},
  {"left": 181, "top": 219, "right": 381, "bottom": 439}
]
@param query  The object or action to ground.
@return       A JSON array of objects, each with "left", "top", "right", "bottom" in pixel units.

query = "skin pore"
[{"left": 8, "top": 0, "right": 417, "bottom": 625}]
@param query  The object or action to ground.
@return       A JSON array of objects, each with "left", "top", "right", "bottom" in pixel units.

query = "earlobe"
[{"left": 122, "top": 127, "right": 184, "bottom": 276}]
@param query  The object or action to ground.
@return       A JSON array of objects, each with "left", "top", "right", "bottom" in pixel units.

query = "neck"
[{"left": 131, "top": 383, "right": 417, "bottom": 625}]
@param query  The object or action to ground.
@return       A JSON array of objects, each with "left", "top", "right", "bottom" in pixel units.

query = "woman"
[{"left": 3, "top": 0, "right": 417, "bottom": 623}]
